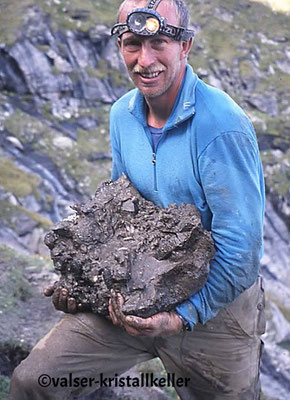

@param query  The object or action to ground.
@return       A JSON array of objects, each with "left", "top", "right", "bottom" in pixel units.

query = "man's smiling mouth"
[
  {"left": 139, "top": 71, "right": 162, "bottom": 78},
  {"left": 137, "top": 71, "right": 163, "bottom": 79}
]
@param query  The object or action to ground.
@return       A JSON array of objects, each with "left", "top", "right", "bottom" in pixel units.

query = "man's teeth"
[{"left": 140, "top": 71, "right": 161, "bottom": 78}]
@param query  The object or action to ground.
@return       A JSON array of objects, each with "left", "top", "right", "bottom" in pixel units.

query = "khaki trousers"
[{"left": 9, "top": 277, "right": 265, "bottom": 400}]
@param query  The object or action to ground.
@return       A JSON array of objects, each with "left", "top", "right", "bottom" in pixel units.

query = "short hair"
[
  {"left": 117, "top": 0, "right": 190, "bottom": 28},
  {"left": 172, "top": 0, "right": 190, "bottom": 28}
]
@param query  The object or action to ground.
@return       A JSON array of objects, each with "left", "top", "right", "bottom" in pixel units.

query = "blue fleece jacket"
[{"left": 110, "top": 65, "right": 265, "bottom": 330}]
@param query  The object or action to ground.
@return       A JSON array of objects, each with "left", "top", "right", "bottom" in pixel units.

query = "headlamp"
[
  {"left": 111, "top": 0, "right": 194, "bottom": 42},
  {"left": 146, "top": 17, "right": 160, "bottom": 34},
  {"left": 127, "top": 10, "right": 161, "bottom": 35}
]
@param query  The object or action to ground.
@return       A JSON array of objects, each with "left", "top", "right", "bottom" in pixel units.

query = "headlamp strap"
[
  {"left": 111, "top": 0, "right": 195, "bottom": 41},
  {"left": 146, "top": 0, "right": 162, "bottom": 10}
]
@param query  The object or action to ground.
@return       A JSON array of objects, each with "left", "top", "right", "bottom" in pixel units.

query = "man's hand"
[
  {"left": 44, "top": 285, "right": 79, "bottom": 313},
  {"left": 109, "top": 291, "right": 183, "bottom": 337}
]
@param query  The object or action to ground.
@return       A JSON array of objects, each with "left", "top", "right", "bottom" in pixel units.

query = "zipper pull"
[{"left": 152, "top": 152, "right": 156, "bottom": 165}]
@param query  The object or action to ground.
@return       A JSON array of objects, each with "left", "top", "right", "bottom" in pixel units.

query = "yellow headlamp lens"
[{"left": 145, "top": 17, "right": 160, "bottom": 33}]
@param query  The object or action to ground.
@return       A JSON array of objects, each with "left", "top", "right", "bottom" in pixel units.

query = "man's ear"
[
  {"left": 117, "top": 37, "right": 122, "bottom": 51},
  {"left": 180, "top": 37, "right": 193, "bottom": 60}
]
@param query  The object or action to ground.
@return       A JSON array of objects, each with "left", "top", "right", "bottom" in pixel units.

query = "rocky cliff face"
[{"left": 0, "top": 0, "right": 289, "bottom": 399}]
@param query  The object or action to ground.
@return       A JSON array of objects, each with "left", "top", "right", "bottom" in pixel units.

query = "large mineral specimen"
[{"left": 44, "top": 175, "right": 214, "bottom": 317}]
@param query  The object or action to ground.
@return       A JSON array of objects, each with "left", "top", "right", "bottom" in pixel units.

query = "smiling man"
[
  {"left": 10, "top": 1, "right": 266, "bottom": 399},
  {"left": 115, "top": 0, "right": 192, "bottom": 124}
]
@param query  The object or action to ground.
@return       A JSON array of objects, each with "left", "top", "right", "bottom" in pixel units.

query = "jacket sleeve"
[{"left": 176, "top": 131, "right": 265, "bottom": 330}]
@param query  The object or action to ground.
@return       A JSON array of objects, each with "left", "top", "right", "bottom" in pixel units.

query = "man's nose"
[{"left": 138, "top": 43, "right": 156, "bottom": 68}]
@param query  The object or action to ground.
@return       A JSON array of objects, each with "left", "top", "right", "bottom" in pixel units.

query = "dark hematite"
[{"left": 44, "top": 175, "right": 214, "bottom": 317}]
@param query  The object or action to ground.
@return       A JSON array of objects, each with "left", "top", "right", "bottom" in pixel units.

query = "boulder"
[{"left": 44, "top": 175, "right": 214, "bottom": 317}]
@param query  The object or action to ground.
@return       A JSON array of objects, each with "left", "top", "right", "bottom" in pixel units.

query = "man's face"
[{"left": 118, "top": 0, "right": 188, "bottom": 99}]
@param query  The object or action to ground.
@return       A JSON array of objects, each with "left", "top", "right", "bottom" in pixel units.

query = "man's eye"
[
  {"left": 153, "top": 38, "right": 165, "bottom": 45},
  {"left": 125, "top": 41, "right": 140, "bottom": 48}
]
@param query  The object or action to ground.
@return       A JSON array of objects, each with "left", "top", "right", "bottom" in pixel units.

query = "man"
[{"left": 10, "top": 0, "right": 266, "bottom": 399}]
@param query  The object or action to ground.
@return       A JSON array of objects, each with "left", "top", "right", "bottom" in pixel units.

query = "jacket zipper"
[
  {"left": 144, "top": 111, "right": 195, "bottom": 193},
  {"left": 144, "top": 126, "right": 159, "bottom": 192},
  {"left": 152, "top": 152, "right": 157, "bottom": 192}
]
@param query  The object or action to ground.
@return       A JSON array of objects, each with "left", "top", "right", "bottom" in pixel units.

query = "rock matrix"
[{"left": 44, "top": 175, "right": 214, "bottom": 317}]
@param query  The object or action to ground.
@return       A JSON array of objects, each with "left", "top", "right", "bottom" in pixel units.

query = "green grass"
[
  {"left": 4, "top": 106, "right": 111, "bottom": 196},
  {"left": 0, "top": 245, "right": 33, "bottom": 310},
  {"left": 86, "top": 60, "right": 132, "bottom": 89},
  {"left": 0, "top": 374, "right": 10, "bottom": 400},
  {"left": 138, "top": 358, "right": 179, "bottom": 400},
  {"left": 0, "top": 200, "right": 52, "bottom": 231},
  {"left": 266, "top": 168, "right": 290, "bottom": 197},
  {"left": 0, "top": 158, "right": 41, "bottom": 200},
  {"left": 0, "top": 0, "right": 34, "bottom": 44},
  {"left": 261, "top": 149, "right": 290, "bottom": 198},
  {"left": 38, "top": 0, "right": 122, "bottom": 32},
  {"left": 0, "top": 0, "right": 122, "bottom": 43},
  {"left": 4, "top": 109, "right": 45, "bottom": 145},
  {"left": 0, "top": 244, "right": 51, "bottom": 313}
]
